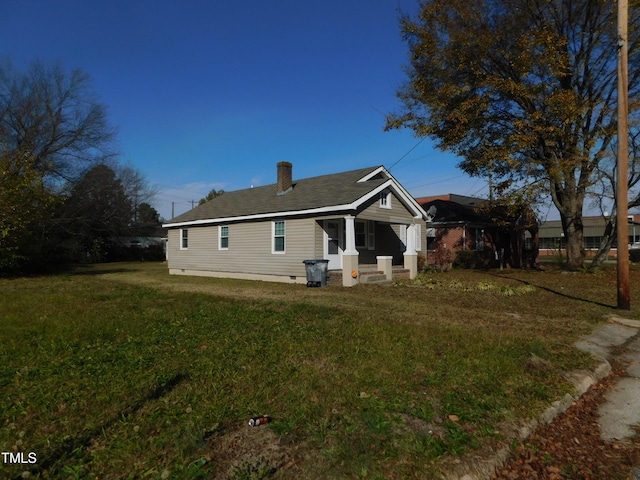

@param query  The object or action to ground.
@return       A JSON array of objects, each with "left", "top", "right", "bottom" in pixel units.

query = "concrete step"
[
  {"left": 360, "top": 273, "right": 388, "bottom": 284},
  {"left": 364, "top": 279, "right": 393, "bottom": 286}
]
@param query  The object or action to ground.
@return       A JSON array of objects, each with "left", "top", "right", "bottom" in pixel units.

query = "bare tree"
[
  {"left": 114, "top": 163, "right": 158, "bottom": 222},
  {"left": 0, "top": 59, "right": 117, "bottom": 185},
  {"left": 589, "top": 113, "right": 640, "bottom": 267}
]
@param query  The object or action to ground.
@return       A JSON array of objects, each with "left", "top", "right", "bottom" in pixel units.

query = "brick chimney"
[{"left": 277, "top": 161, "right": 293, "bottom": 195}]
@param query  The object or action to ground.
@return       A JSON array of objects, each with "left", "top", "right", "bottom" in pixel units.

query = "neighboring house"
[
  {"left": 163, "top": 162, "right": 427, "bottom": 286},
  {"left": 416, "top": 194, "right": 539, "bottom": 268}
]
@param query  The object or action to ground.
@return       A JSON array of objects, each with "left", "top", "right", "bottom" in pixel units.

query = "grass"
[{"left": 1, "top": 262, "right": 639, "bottom": 479}]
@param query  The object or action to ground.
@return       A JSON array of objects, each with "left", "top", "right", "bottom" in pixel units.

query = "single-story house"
[
  {"left": 416, "top": 194, "right": 539, "bottom": 268},
  {"left": 163, "top": 162, "right": 427, "bottom": 286}
]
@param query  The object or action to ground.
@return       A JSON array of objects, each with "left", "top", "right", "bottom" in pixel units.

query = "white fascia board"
[
  {"left": 162, "top": 203, "right": 356, "bottom": 228},
  {"left": 349, "top": 179, "right": 393, "bottom": 206},
  {"left": 356, "top": 166, "right": 387, "bottom": 183},
  {"left": 349, "top": 179, "right": 426, "bottom": 219},
  {"left": 356, "top": 166, "right": 428, "bottom": 219},
  {"left": 383, "top": 169, "right": 429, "bottom": 219}
]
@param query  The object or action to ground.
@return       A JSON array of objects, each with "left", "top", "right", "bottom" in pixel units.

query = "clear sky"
[{"left": 1, "top": 0, "right": 498, "bottom": 220}]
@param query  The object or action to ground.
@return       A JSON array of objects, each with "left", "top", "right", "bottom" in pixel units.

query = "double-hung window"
[
  {"left": 219, "top": 225, "right": 229, "bottom": 250},
  {"left": 180, "top": 229, "right": 188, "bottom": 249},
  {"left": 273, "top": 221, "right": 285, "bottom": 253},
  {"left": 354, "top": 220, "right": 376, "bottom": 250}
]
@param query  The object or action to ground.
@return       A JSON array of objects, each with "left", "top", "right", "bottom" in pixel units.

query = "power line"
[
  {"left": 406, "top": 173, "right": 468, "bottom": 190},
  {"left": 388, "top": 138, "right": 425, "bottom": 171},
  {"left": 464, "top": 178, "right": 481, "bottom": 196}
]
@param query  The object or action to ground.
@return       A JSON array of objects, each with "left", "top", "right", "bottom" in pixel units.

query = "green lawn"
[{"left": 1, "top": 263, "right": 638, "bottom": 479}]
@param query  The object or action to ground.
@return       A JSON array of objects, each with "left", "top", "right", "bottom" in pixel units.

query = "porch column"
[
  {"left": 377, "top": 256, "right": 393, "bottom": 281},
  {"left": 343, "top": 215, "right": 359, "bottom": 287},
  {"left": 403, "top": 223, "right": 418, "bottom": 279}
]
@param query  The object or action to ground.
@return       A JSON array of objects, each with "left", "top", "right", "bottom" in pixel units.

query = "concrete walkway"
[{"left": 575, "top": 316, "right": 640, "bottom": 442}]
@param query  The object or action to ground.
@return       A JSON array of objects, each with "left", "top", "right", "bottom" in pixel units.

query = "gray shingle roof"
[{"left": 167, "top": 166, "right": 386, "bottom": 225}]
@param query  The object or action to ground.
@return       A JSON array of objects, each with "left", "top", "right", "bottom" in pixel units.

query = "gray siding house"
[{"left": 163, "top": 162, "right": 427, "bottom": 286}]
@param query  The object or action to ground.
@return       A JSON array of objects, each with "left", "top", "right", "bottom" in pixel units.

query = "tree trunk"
[
  {"left": 528, "top": 227, "right": 540, "bottom": 269},
  {"left": 589, "top": 218, "right": 616, "bottom": 268},
  {"left": 561, "top": 214, "right": 586, "bottom": 270}
]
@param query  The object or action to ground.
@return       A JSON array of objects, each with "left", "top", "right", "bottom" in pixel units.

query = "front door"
[{"left": 324, "top": 220, "right": 343, "bottom": 269}]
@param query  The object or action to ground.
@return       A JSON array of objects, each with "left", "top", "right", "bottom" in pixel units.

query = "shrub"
[
  {"left": 453, "top": 250, "right": 478, "bottom": 269},
  {"left": 431, "top": 245, "right": 454, "bottom": 272}
]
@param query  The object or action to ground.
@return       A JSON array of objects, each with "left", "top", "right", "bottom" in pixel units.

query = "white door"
[{"left": 324, "top": 220, "right": 343, "bottom": 269}]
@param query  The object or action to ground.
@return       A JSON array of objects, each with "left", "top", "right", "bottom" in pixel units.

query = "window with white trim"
[
  {"left": 180, "top": 229, "right": 188, "bottom": 250},
  {"left": 273, "top": 221, "right": 285, "bottom": 253},
  {"left": 219, "top": 225, "right": 229, "bottom": 250}
]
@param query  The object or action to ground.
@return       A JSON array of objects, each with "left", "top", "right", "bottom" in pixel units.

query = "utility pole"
[
  {"left": 171, "top": 201, "right": 175, "bottom": 219},
  {"left": 617, "top": 0, "right": 630, "bottom": 310}
]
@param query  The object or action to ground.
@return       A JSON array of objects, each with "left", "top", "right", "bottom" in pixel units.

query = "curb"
[
  {"left": 442, "top": 360, "right": 611, "bottom": 480},
  {"left": 443, "top": 316, "right": 636, "bottom": 480}
]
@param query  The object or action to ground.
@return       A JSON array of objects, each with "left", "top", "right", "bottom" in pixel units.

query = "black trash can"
[{"left": 302, "top": 259, "right": 329, "bottom": 287}]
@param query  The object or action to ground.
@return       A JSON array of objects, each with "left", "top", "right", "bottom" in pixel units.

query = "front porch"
[{"left": 320, "top": 215, "right": 421, "bottom": 286}]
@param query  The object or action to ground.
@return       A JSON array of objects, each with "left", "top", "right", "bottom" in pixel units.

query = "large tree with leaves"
[
  {"left": 0, "top": 149, "right": 58, "bottom": 270},
  {"left": 387, "top": 0, "right": 640, "bottom": 269},
  {"left": 56, "top": 164, "right": 132, "bottom": 261},
  {"left": 199, "top": 188, "right": 225, "bottom": 205}
]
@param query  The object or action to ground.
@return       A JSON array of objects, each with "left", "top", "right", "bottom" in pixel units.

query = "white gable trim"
[
  {"left": 354, "top": 180, "right": 426, "bottom": 219},
  {"left": 383, "top": 169, "right": 428, "bottom": 219},
  {"left": 357, "top": 166, "right": 388, "bottom": 183},
  {"left": 163, "top": 173, "right": 427, "bottom": 228},
  {"left": 357, "top": 167, "right": 427, "bottom": 219}
]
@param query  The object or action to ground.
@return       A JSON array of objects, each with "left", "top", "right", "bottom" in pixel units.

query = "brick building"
[{"left": 416, "top": 194, "right": 539, "bottom": 268}]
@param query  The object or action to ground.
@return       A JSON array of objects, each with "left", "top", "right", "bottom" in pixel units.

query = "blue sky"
[{"left": 2, "top": 0, "right": 497, "bottom": 220}]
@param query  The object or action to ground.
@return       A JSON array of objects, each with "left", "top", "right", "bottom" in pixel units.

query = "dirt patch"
[
  {"left": 395, "top": 412, "right": 447, "bottom": 439},
  {"left": 204, "top": 422, "right": 305, "bottom": 479}
]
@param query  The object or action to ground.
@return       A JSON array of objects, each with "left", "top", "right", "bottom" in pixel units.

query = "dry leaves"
[{"left": 493, "top": 361, "right": 640, "bottom": 480}]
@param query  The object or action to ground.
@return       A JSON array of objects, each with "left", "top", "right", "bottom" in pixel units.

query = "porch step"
[
  {"left": 359, "top": 271, "right": 390, "bottom": 285},
  {"left": 326, "top": 268, "right": 408, "bottom": 286}
]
